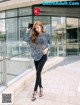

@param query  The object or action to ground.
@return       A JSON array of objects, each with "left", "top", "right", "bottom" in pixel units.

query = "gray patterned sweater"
[{"left": 23, "top": 30, "right": 51, "bottom": 61}]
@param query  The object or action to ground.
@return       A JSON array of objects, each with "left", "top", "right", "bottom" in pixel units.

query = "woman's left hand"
[{"left": 43, "top": 48, "right": 48, "bottom": 55}]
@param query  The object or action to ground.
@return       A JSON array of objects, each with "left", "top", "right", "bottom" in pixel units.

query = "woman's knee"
[{"left": 36, "top": 71, "right": 41, "bottom": 76}]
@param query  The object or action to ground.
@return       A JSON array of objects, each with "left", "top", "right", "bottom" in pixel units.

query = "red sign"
[{"left": 34, "top": 8, "right": 41, "bottom": 16}]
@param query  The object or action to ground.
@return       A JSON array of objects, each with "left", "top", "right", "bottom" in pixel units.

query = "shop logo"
[{"left": 34, "top": 8, "right": 41, "bottom": 15}]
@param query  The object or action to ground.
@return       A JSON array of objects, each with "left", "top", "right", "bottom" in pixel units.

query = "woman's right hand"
[
  {"left": 26, "top": 28, "right": 30, "bottom": 33},
  {"left": 43, "top": 48, "right": 48, "bottom": 55}
]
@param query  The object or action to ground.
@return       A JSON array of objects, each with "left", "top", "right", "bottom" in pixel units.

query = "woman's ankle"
[
  {"left": 40, "top": 86, "right": 43, "bottom": 89},
  {"left": 33, "top": 90, "right": 37, "bottom": 94},
  {"left": 39, "top": 87, "right": 43, "bottom": 97}
]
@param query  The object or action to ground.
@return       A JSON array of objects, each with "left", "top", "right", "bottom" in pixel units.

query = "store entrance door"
[
  {"left": 51, "top": 17, "right": 66, "bottom": 56},
  {"left": 57, "top": 30, "right": 65, "bottom": 56}
]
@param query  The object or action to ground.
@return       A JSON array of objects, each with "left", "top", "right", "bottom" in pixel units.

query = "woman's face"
[{"left": 35, "top": 25, "right": 42, "bottom": 33}]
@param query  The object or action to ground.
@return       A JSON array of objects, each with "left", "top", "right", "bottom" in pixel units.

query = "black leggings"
[{"left": 34, "top": 54, "right": 47, "bottom": 91}]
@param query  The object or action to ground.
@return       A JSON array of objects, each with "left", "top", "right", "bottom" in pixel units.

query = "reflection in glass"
[
  {"left": 0, "top": 19, "right": 5, "bottom": 61},
  {"left": 5, "top": 16, "right": 32, "bottom": 83},
  {"left": 6, "top": 9, "right": 17, "bottom": 18},
  {"left": 79, "top": 19, "right": 80, "bottom": 54},
  {"left": 66, "top": 18, "right": 78, "bottom": 55},
  {"left": 19, "top": 17, "right": 32, "bottom": 56},
  {"left": 0, "top": 20, "right": 5, "bottom": 41},
  {"left": 6, "top": 18, "right": 18, "bottom": 57},
  {"left": 0, "top": 11, "right": 5, "bottom": 19},
  {"left": 6, "top": 52, "right": 32, "bottom": 82},
  {"left": 52, "top": 17, "right": 66, "bottom": 56},
  {"left": 0, "top": 19, "right": 5, "bottom": 85},
  {"left": 19, "top": 7, "right": 32, "bottom": 16}
]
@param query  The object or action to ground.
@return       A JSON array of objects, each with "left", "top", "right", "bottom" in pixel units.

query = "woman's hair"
[{"left": 32, "top": 21, "right": 45, "bottom": 43}]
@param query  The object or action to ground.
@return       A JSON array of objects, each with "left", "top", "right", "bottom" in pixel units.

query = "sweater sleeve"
[{"left": 23, "top": 30, "right": 32, "bottom": 43}]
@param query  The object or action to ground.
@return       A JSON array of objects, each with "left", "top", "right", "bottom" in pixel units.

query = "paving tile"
[
  {"left": 13, "top": 97, "right": 30, "bottom": 105},
  {"left": 29, "top": 99, "right": 63, "bottom": 105},
  {"left": 44, "top": 88, "right": 63, "bottom": 95},
  {"left": 76, "top": 92, "right": 80, "bottom": 97},
  {"left": 39, "top": 92, "right": 55, "bottom": 101},
  {"left": 63, "top": 90, "right": 76, "bottom": 97},
  {"left": 58, "top": 85, "right": 69, "bottom": 90},
  {"left": 55, "top": 94, "right": 69, "bottom": 103},
  {"left": 69, "top": 86, "right": 78, "bottom": 91},
  {"left": 69, "top": 96, "right": 80, "bottom": 105},
  {"left": 29, "top": 99, "right": 48, "bottom": 105}
]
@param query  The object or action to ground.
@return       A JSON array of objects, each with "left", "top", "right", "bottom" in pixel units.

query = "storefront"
[
  {"left": 33, "top": 5, "right": 80, "bottom": 56},
  {"left": 0, "top": 5, "right": 80, "bottom": 58}
]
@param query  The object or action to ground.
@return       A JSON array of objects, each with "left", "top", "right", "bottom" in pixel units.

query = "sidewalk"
[{"left": 13, "top": 56, "right": 80, "bottom": 105}]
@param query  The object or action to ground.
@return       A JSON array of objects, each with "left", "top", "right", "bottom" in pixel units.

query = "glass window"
[
  {"left": 51, "top": 17, "right": 66, "bottom": 56},
  {"left": 0, "top": 11, "right": 5, "bottom": 19},
  {"left": 0, "top": 19, "right": 5, "bottom": 41},
  {"left": 6, "top": 9, "right": 17, "bottom": 18},
  {"left": 0, "top": 0, "right": 10, "bottom": 3},
  {"left": 19, "top": 7, "right": 32, "bottom": 16},
  {"left": 19, "top": 17, "right": 32, "bottom": 54},
  {"left": 19, "top": 17, "right": 32, "bottom": 39},
  {"left": 0, "top": 19, "right": 5, "bottom": 85},
  {"left": 6, "top": 18, "right": 18, "bottom": 41},
  {"left": 6, "top": 18, "right": 18, "bottom": 57},
  {"left": 66, "top": 18, "right": 78, "bottom": 55},
  {"left": 66, "top": 18, "right": 78, "bottom": 43},
  {"left": 0, "top": 19, "right": 5, "bottom": 59},
  {"left": 78, "top": 19, "right": 80, "bottom": 54}
]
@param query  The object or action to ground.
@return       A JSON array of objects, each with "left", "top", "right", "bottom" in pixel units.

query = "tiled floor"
[{"left": 13, "top": 56, "right": 80, "bottom": 105}]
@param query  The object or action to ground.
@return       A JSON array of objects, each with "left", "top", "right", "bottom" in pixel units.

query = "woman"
[{"left": 23, "top": 21, "right": 51, "bottom": 101}]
